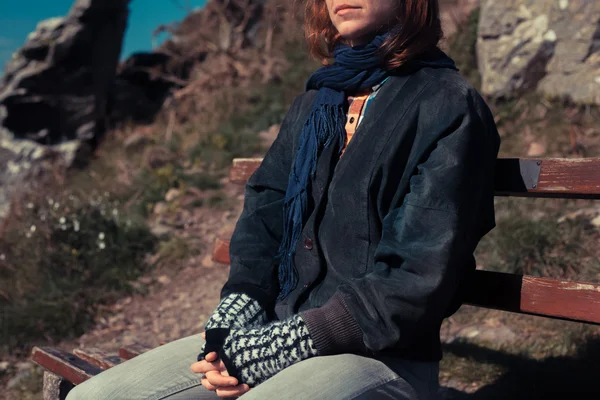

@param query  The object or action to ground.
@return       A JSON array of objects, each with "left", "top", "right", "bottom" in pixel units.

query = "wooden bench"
[
  {"left": 31, "top": 343, "right": 155, "bottom": 399},
  {"left": 215, "top": 157, "right": 600, "bottom": 324},
  {"left": 31, "top": 157, "right": 600, "bottom": 399}
]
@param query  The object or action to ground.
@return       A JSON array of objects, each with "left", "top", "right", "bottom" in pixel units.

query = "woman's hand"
[{"left": 190, "top": 332, "right": 250, "bottom": 398}]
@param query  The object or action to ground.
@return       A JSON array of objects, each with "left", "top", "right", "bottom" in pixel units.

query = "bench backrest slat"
[
  {"left": 231, "top": 157, "right": 600, "bottom": 199},
  {"left": 495, "top": 158, "right": 600, "bottom": 199},
  {"left": 464, "top": 270, "right": 600, "bottom": 325}
]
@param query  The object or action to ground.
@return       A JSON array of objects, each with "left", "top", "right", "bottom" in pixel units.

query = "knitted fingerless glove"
[
  {"left": 200, "top": 293, "right": 268, "bottom": 357},
  {"left": 199, "top": 315, "right": 318, "bottom": 387},
  {"left": 204, "top": 292, "right": 268, "bottom": 331}
]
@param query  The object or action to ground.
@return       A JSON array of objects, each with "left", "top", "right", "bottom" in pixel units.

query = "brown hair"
[{"left": 303, "top": 0, "right": 444, "bottom": 70}]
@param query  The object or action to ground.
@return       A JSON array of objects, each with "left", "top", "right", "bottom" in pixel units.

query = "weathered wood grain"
[
  {"left": 72, "top": 348, "right": 121, "bottom": 370},
  {"left": 119, "top": 343, "right": 153, "bottom": 360},
  {"left": 32, "top": 347, "right": 103, "bottom": 385},
  {"left": 229, "top": 158, "right": 263, "bottom": 184},
  {"left": 230, "top": 157, "right": 600, "bottom": 199},
  {"left": 212, "top": 237, "right": 231, "bottom": 264},
  {"left": 463, "top": 270, "right": 600, "bottom": 325},
  {"left": 495, "top": 158, "right": 600, "bottom": 199}
]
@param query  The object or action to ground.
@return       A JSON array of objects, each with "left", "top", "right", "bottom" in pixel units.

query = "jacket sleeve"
[
  {"left": 220, "top": 95, "right": 305, "bottom": 310},
  {"left": 302, "top": 86, "right": 501, "bottom": 356}
]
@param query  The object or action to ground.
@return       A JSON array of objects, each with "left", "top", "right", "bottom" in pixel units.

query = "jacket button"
[{"left": 304, "top": 237, "right": 313, "bottom": 250}]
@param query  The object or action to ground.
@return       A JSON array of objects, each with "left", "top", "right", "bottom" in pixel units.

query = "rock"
[
  {"left": 110, "top": 52, "right": 190, "bottom": 125},
  {"left": 0, "top": 0, "right": 131, "bottom": 221},
  {"left": 0, "top": 130, "right": 92, "bottom": 219},
  {"left": 201, "top": 254, "right": 216, "bottom": 268},
  {"left": 15, "top": 361, "right": 32, "bottom": 371},
  {"left": 441, "top": 0, "right": 480, "bottom": 37},
  {"left": 165, "top": 188, "right": 181, "bottom": 202},
  {"left": 157, "top": 275, "right": 171, "bottom": 285},
  {"left": 477, "top": 0, "right": 600, "bottom": 105},
  {"left": 527, "top": 141, "right": 546, "bottom": 156},
  {"left": 455, "top": 322, "right": 517, "bottom": 345},
  {"left": 153, "top": 202, "right": 168, "bottom": 215},
  {"left": 0, "top": 0, "right": 131, "bottom": 145},
  {"left": 557, "top": 206, "right": 600, "bottom": 223},
  {"left": 0, "top": 361, "right": 9, "bottom": 372},
  {"left": 150, "top": 223, "right": 172, "bottom": 239},
  {"left": 124, "top": 131, "right": 154, "bottom": 150}
]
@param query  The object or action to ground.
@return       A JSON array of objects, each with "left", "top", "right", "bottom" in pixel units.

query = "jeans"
[{"left": 66, "top": 333, "right": 440, "bottom": 400}]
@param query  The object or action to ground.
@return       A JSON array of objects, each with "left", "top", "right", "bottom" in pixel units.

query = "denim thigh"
[
  {"left": 65, "top": 333, "right": 216, "bottom": 400},
  {"left": 66, "top": 333, "right": 439, "bottom": 400},
  {"left": 240, "top": 353, "right": 439, "bottom": 400}
]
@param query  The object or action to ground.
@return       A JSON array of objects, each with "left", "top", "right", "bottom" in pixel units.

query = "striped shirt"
[{"left": 341, "top": 77, "right": 389, "bottom": 156}]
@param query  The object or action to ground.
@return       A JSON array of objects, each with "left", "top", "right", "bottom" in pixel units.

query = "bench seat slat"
[
  {"left": 31, "top": 347, "right": 103, "bottom": 385},
  {"left": 119, "top": 343, "right": 154, "bottom": 360},
  {"left": 72, "top": 348, "right": 122, "bottom": 370}
]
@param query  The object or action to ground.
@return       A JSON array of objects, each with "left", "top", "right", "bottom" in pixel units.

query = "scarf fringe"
[
  {"left": 276, "top": 104, "right": 347, "bottom": 300},
  {"left": 275, "top": 31, "right": 392, "bottom": 301}
]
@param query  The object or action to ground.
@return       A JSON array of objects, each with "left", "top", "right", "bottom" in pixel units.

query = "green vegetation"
[
  {"left": 0, "top": 33, "right": 319, "bottom": 360},
  {"left": 476, "top": 197, "right": 600, "bottom": 280},
  {"left": 0, "top": 189, "right": 155, "bottom": 356}
]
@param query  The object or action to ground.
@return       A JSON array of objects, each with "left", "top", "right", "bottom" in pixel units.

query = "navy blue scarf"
[{"left": 275, "top": 33, "right": 391, "bottom": 300}]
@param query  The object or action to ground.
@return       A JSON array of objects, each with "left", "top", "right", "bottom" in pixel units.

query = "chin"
[{"left": 337, "top": 28, "right": 372, "bottom": 45}]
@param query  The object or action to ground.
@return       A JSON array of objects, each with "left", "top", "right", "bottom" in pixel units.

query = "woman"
[{"left": 67, "top": 0, "right": 500, "bottom": 399}]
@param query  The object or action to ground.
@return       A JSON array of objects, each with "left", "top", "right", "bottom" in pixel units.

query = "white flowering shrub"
[{"left": 0, "top": 190, "right": 155, "bottom": 356}]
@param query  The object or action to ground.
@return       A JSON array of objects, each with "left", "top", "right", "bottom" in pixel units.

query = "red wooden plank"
[
  {"left": 212, "top": 237, "right": 231, "bottom": 264},
  {"left": 230, "top": 158, "right": 600, "bottom": 199},
  {"left": 210, "top": 235, "right": 600, "bottom": 324},
  {"left": 119, "top": 343, "right": 153, "bottom": 360},
  {"left": 229, "top": 158, "right": 263, "bottom": 184},
  {"left": 464, "top": 270, "right": 600, "bottom": 325},
  {"left": 521, "top": 276, "right": 600, "bottom": 323},
  {"left": 536, "top": 158, "right": 600, "bottom": 197},
  {"left": 31, "top": 347, "right": 103, "bottom": 385},
  {"left": 72, "top": 348, "right": 121, "bottom": 370},
  {"left": 495, "top": 158, "right": 600, "bottom": 199}
]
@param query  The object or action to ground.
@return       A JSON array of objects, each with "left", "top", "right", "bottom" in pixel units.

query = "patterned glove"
[
  {"left": 199, "top": 315, "right": 318, "bottom": 387},
  {"left": 199, "top": 293, "right": 268, "bottom": 358},
  {"left": 204, "top": 292, "right": 268, "bottom": 331}
]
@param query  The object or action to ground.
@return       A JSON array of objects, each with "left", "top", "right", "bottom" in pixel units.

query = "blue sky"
[{"left": 0, "top": 0, "right": 207, "bottom": 72}]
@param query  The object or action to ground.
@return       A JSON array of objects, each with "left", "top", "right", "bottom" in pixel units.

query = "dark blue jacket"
[{"left": 221, "top": 47, "right": 501, "bottom": 361}]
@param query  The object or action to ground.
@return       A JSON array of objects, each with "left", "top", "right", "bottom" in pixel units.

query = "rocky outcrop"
[
  {"left": 0, "top": 0, "right": 130, "bottom": 145},
  {"left": 477, "top": 0, "right": 600, "bottom": 105},
  {"left": 0, "top": 0, "right": 130, "bottom": 219}
]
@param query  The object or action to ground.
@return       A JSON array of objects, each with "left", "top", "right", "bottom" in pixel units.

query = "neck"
[{"left": 344, "top": 32, "right": 376, "bottom": 48}]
